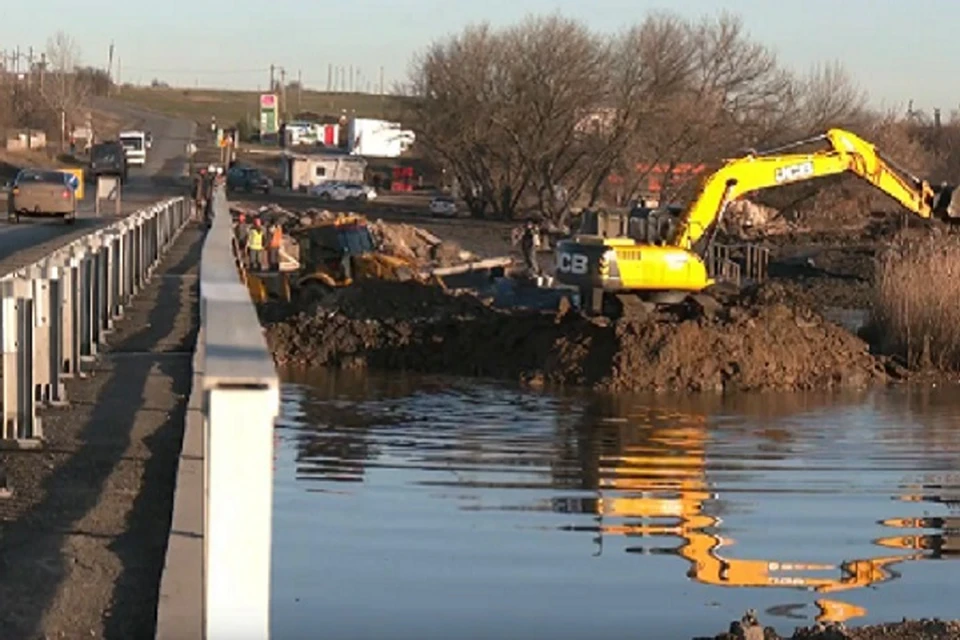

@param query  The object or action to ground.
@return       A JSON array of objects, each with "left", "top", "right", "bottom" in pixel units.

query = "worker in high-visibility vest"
[
  {"left": 267, "top": 220, "right": 283, "bottom": 271},
  {"left": 247, "top": 218, "right": 265, "bottom": 271}
]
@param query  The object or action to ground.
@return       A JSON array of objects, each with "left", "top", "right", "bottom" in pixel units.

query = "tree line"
[
  {"left": 402, "top": 11, "right": 958, "bottom": 222},
  {"left": 0, "top": 32, "right": 111, "bottom": 150}
]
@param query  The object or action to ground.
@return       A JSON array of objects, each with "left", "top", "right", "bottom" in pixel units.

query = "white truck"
[{"left": 119, "top": 130, "right": 148, "bottom": 167}]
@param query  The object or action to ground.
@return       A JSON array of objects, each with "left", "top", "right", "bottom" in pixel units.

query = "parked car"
[
  {"left": 309, "top": 181, "right": 375, "bottom": 202},
  {"left": 8, "top": 169, "right": 77, "bottom": 224},
  {"left": 227, "top": 166, "right": 273, "bottom": 194},
  {"left": 429, "top": 195, "right": 460, "bottom": 218}
]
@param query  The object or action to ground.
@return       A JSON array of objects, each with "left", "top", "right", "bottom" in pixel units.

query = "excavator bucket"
[{"left": 933, "top": 183, "right": 960, "bottom": 220}]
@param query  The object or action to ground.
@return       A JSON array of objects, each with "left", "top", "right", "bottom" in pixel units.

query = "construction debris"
[{"left": 229, "top": 203, "right": 482, "bottom": 270}]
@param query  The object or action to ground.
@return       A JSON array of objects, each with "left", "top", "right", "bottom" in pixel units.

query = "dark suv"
[
  {"left": 89, "top": 140, "right": 129, "bottom": 183},
  {"left": 227, "top": 166, "right": 273, "bottom": 194}
]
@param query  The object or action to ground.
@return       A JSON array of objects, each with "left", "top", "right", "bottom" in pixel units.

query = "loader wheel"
[{"left": 296, "top": 281, "right": 332, "bottom": 310}]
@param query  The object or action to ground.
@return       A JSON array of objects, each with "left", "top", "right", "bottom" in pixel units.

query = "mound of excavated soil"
[
  {"left": 262, "top": 281, "right": 889, "bottom": 393},
  {"left": 696, "top": 613, "right": 960, "bottom": 640}
]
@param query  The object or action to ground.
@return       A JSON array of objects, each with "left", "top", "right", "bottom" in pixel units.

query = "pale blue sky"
[{"left": 2, "top": 0, "right": 953, "bottom": 110}]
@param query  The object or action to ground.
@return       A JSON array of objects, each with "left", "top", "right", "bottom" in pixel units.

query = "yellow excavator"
[
  {"left": 583, "top": 409, "right": 941, "bottom": 625},
  {"left": 555, "top": 128, "right": 959, "bottom": 314}
]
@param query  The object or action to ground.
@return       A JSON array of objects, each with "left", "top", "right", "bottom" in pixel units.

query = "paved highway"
[{"left": 0, "top": 103, "right": 194, "bottom": 275}]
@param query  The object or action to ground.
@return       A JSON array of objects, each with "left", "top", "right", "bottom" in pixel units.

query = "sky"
[{"left": 1, "top": 0, "right": 955, "bottom": 111}]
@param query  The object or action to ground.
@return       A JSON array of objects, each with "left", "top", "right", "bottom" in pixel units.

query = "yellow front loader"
[{"left": 242, "top": 215, "right": 443, "bottom": 306}]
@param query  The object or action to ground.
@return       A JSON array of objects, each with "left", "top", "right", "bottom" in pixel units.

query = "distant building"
[
  {"left": 347, "top": 118, "right": 415, "bottom": 158},
  {"left": 284, "top": 121, "right": 340, "bottom": 148},
  {"left": 283, "top": 150, "right": 367, "bottom": 190},
  {"left": 574, "top": 107, "right": 619, "bottom": 136}
]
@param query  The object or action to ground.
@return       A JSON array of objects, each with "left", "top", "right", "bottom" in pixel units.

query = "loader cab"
[{"left": 295, "top": 221, "right": 376, "bottom": 281}]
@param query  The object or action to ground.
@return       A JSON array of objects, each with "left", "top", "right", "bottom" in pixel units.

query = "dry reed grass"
[{"left": 873, "top": 233, "right": 960, "bottom": 369}]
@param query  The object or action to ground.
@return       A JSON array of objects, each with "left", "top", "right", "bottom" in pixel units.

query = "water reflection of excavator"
[
  {"left": 554, "top": 128, "right": 960, "bottom": 313},
  {"left": 876, "top": 477, "right": 960, "bottom": 559},
  {"left": 584, "top": 410, "right": 939, "bottom": 625}
]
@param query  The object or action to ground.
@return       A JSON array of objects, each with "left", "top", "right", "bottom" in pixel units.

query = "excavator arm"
[{"left": 670, "top": 128, "right": 958, "bottom": 251}]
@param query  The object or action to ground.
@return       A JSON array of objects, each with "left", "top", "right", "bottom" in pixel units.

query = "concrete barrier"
[
  {"left": 156, "top": 186, "right": 278, "bottom": 640},
  {"left": 0, "top": 197, "right": 191, "bottom": 446}
]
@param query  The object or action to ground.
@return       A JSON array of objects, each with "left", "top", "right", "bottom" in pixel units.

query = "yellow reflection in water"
[{"left": 589, "top": 410, "right": 950, "bottom": 624}]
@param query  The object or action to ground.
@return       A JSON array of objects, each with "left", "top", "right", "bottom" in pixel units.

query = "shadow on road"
[{"left": 0, "top": 224, "right": 202, "bottom": 638}]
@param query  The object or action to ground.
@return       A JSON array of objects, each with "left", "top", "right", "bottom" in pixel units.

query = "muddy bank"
[
  {"left": 696, "top": 612, "right": 960, "bottom": 640},
  {"left": 262, "top": 280, "right": 891, "bottom": 393}
]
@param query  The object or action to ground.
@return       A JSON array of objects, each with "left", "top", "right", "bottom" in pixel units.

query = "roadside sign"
[
  {"left": 260, "top": 93, "right": 279, "bottom": 136},
  {"left": 64, "top": 168, "right": 84, "bottom": 200}
]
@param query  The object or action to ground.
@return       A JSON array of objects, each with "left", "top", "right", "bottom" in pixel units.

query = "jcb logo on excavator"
[
  {"left": 557, "top": 252, "right": 589, "bottom": 275},
  {"left": 774, "top": 161, "right": 815, "bottom": 184}
]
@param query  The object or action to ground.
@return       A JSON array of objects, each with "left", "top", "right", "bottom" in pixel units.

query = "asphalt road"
[{"left": 0, "top": 103, "right": 194, "bottom": 276}]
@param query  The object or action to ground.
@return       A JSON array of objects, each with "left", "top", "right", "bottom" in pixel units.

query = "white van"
[{"left": 119, "top": 130, "right": 147, "bottom": 167}]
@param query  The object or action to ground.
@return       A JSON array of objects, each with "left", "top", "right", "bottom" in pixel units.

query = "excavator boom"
[{"left": 672, "top": 127, "right": 958, "bottom": 251}]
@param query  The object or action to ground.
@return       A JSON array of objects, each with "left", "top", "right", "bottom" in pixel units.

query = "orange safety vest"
[{"left": 269, "top": 226, "right": 282, "bottom": 248}]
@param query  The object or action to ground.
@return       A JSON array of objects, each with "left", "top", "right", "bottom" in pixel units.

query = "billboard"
[{"left": 259, "top": 93, "right": 279, "bottom": 136}]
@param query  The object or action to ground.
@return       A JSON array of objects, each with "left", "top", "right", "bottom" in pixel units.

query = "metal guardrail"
[
  {"left": 0, "top": 198, "right": 191, "bottom": 446},
  {"left": 198, "top": 186, "right": 279, "bottom": 639}
]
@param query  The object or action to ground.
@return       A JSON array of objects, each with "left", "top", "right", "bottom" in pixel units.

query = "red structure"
[
  {"left": 391, "top": 166, "right": 415, "bottom": 192},
  {"left": 608, "top": 162, "right": 707, "bottom": 195}
]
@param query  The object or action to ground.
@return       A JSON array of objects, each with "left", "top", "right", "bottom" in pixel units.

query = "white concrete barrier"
[
  {"left": 200, "top": 187, "right": 278, "bottom": 639},
  {"left": 156, "top": 185, "right": 278, "bottom": 640},
  {"left": 0, "top": 197, "right": 191, "bottom": 445}
]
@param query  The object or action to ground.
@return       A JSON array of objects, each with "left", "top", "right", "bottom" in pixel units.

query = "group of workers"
[
  {"left": 233, "top": 212, "right": 284, "bottom": 271},
  {"left": 192, "top": 164, "right": 226, "bottom": 226}
]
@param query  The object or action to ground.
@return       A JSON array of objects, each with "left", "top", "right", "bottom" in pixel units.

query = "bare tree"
[
  {"left": 404, "top": 24, "right": 531, "bottom": 218},
  {"left": 403, "top": 11, "right": 936, "bottom": 222},
  {"left": 42, "top": 31, "right": 89, "bottom": 150}
]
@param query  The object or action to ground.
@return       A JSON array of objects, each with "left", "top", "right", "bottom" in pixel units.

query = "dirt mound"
[
  {"left": 695, "top": 611, "right": 960, "bottom": 640},
  {"left": 310, "top": 279, "right": 489, "bottom": 320},
  {"left": 368, "top": 219, "right": 470, "bottom": 267},
  {"left": 263, "top": 281, "right": 888, "bottom": 393}
]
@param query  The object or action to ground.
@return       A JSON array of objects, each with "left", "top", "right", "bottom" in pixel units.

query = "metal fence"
[
  {"left": 0, "top": 198, "right": 191, "bottom": 446},
  {"left": 198, "top": 186, "right": 279, "bottom": 639}
]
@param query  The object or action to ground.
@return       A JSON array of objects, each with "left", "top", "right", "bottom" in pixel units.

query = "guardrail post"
[
  {"left": 100, "top": 233, "right": 115, "bottom": 334},
  {"left": 135, "top": 219, "right": 144, "bottom": 292},
  {"left": 79, "top": 247, "right": 97, "bottom": 363},
  {"left": 1, "top": 278, "right": 41, "bottom": 444},
  {"left": 27, "top": 264, "right": 67, "bottom": 407},
  {"left": 123, "top": 226, "right": 136, "bottom": 301},
  {"left": 60, "top": 253, "right": 82, "bottom": 378},
  {"left": 109, "top": 232, "right": 123, "bottom": 319},
  {"left": 90, "top": 238, "right": 106, "bottom": 348},
  {"left": 27, "top": 267, "right": 52, "bottom": 406}
]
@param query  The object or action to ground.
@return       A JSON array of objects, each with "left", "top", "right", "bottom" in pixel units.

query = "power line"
[{"left": 120, "top": 66, "right": 271, "bottom": 74}]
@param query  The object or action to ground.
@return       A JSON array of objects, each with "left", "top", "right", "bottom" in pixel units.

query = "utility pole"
[
  {"left": 349, "top": 65, "right": 354, "bottom": 92},
  {"left": 39, "top": 53, "right": 46, "bottom": 93},
  {"left": 327, "top": 64, "right": 332, "bottom": 92},
  {"left": 269, "top": 64, "right": 275, "bottom": 93},
  {"left": 107, "top": 42, "right": 114, "bottom": 95},
  {"left": 279, "top": 67, "right": 287, "bottom": 122}
]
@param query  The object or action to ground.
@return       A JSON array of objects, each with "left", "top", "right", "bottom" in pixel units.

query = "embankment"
[{"left": 263, "top": 280, "right": 890, "bottom": 393}]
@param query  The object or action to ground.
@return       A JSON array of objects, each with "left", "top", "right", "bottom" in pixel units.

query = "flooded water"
[{"left": 271, "top": 371, "right": 960, "bottom": 640}]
